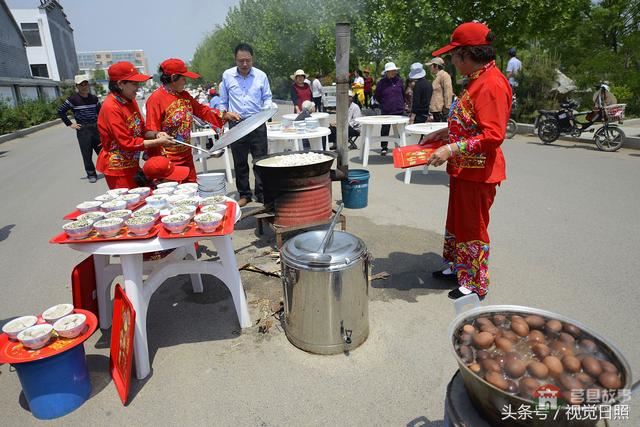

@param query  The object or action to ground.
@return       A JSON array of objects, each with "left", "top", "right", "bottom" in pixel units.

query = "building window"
[
  {"left": 30, "top": 64, "right": 49, "bottom": 78},
  {"left": 21, "top": 23, "right": 42, "bottom": 47}
]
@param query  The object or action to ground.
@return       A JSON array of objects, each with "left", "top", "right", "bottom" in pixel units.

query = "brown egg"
[
  {"left": 493, "top": 314, "right": 507, "bottom": 326},
  {"left": 600, "top": 360, "right": 619, "bottom": 374},
  {"left": 550, "top": 340, "right": 574, "bottom": 356},
  {"left": 472, "top": 331, "right": 494, "bottom": 349},
  {"left": 576, "top": 372, "right": 595, "bottom": 387},
  {"left": 578, "top": 339, "right": 597, "bottom": 354},
  {"left": 562, "top": 323, "right": 581, "bottom": 337},
  {"left": 543, "top": 356, "right": 564, "bottom": 377},
  {"left": 558, "top": 332, "right": 576, "bottom": 345},
  {"left": 560, "top": 389, "right": 584, "bottom": 405},
  {"left": 476, "top": 350, "right": 490, "bottom": 360},
  {"left": 562, "top": 355, "right": 581, "bottom": 373},
  {"left": 525, "top": 315, "right": 545, "bottom": 329},
  {"left": 546, "top": 319, "right": 562, "bottom": 335},
  {"left": 504, "top": 351, "right": 521, "bottom": 361},
  {"left": 559, "top": 373, "right": 583, "bottom": 391},
  {"left": 598, "top": 372, "right": 622, "bottom": 389},
  {"left": 506, "top": 379, "right": 519, "bottom": 394},
  {"left": 505, "top": 359, "right": 526, "bottom": 378},
  {"left": 511, "top": 320, "right": 530, "bottom": 337},
  {"left": 532, "top": 343, "right": 551, "bottom": 360},
  {"left": 527, "top": 361, "right": 549, "bottom": 379},
  {"left": 481, "top": 358, "right": 502, "bottom": 373},
  {"left": 582, "top": 356, "right": 603, "bottom": 377},
  {"left": 475, "top": 317, "right": 494, "bottom": 328},
  {"left": 519, "top": 377, "right": 540, "bottom": 398},
  {"left": 459, "top": 333, "right": 473, "bottom": 345},
  {"left": 510, "top": 315, "right": 525, "bottom": 323},
  {"left": 528, "top": 330, "right": 545, "bottom": 344},
  {"left": 501, "top": 330, "right": 519, "bottom": 342},
  {"left": 459, "top": 345, "right": 474, "bottom": 363},
  {"left": 469, "top": 363, "right": 481, "bottom": 374},
  {"left": 485, "top": 371, "right": 509, "bottom": 390},
  {"left": 481, "top": 324, "right": 500, "bottom": 337},
  {"left": 462, "top": 324, "right": 476, "bottom": 335},
  {"left": 495, "top": 337, "right": 514, "bottom": 352}
]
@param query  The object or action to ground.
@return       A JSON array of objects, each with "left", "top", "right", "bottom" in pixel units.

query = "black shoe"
[
  {"left": 349, "top": 142, "right": 358, "bottom": 150},
  {"left": 448, "top": 288, "right": 485, "bottom": 301},
  {"left": 380, "top": 148, "right": 388, "bottom": 156},
  {"left": 432, "top": 269, "right": 457, "bottom": 280},
  {"left": 329, "top": 145, "right": 337, "bottom": 150},
  {"left": 88, "top": 175, "right": 97, "bottom": 183}
]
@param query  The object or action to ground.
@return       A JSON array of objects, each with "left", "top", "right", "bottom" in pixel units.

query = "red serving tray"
[
  {"left": 393, "top": 141, "right": 443, "bottom": 169},
  {"left": 110, "top": 285, "right": 135, "bottom": 405},
  {"left": 0, "top": 309, "right": 97, "bottom": 364},
  {"left": 158, "top": 202, "right": 235, "bottom": 239},
  {"left": 63, "top": 200, "right": 146, "bottom": 220},
  {"left": 49, "top": 223, "right": 161, "bottom": 245}
]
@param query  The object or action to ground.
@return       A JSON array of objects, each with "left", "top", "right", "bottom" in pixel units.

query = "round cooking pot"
[
  {"left": 448, "top": 305, "right": 639, "bottom": 427},
  {"left": 254, "top": 150, "right": 337, "bottom": 181}
]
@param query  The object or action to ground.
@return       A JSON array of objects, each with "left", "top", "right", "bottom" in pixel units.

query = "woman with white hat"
[
  {"left": 408, "top": 62, "right": 433, "bottom": 124},
  {"left": 374, "top": 62, "right": 405, "bottom": 155},
  {"left": 290, "top": 69, "right": 312, "bottom": 114}
]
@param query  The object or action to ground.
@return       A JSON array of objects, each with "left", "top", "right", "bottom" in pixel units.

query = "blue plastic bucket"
[
  {"left": 14, "top": 344, "right": 91, "bottom": 419},
  {"left": 341, "top": 169, "right": 370, "bottom": 209}
]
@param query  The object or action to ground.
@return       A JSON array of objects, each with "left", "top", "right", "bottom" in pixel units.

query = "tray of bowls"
[
  {"left": 62, "top": 186, "right": 153, "bottom": 220},
  {"left": 157, "top": 195, "right": 236, "bottom": 239},
  {"left": 0, "top": 304, "right": 97, "bottom": 364}
]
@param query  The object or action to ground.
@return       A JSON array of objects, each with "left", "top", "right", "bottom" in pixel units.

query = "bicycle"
[{"left": 505, "top": 94, "right": 517, "bottom": 139}]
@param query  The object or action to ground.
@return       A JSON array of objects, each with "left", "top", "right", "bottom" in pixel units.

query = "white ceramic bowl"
[
  {"left": 132, "top": 206, "right": 160, "bottom": 221},
  {"left": 76, "top": 201, "right": 102, "bottom": 213},
  {"left": 201, "top": 203, "right": 227, "bottom": 216},
  {"left": 2, "top": 315, "right": 38, "bottom": 340},
  {"left": 125, "top": 215, "right": 156, "bottom": 236},
  {"left": 104, "top": 209, "right": 132, "bottom": 221},
  {"left": 173, "top": 188, "right": 198, "bottom": 197},
  {"left": 106, "top": 188, "right": 129, "bottom": 197},
  {"left": 117, "top": 193, "right": 141, "bottom": 208},
  {"left": 62, "top": 220, "right": 93, "bottom": 240},
  {"left": 93, "top": 218, "right": 124, "bottom": 237},
  {"left": 128, "top": 186, "right": 151, "bottom": 197},
  {"left": 173, "top": 197, "right": 200, "bottom": 208},
  {"left": 94, "top": 193, "right": 116, "bottom": 202},
  {"left": 145, "top": 195, "right": 169, "bottom": 210},
  {"left": 152, "top": 187, "right": 174, "bottom": 196},
  {"left": 42, "top": 303, "right": 74, "bottom": 324},
  {"left": 167, "top": 194, "right": 187, "bottom": 207},
  {"left": 17, "top": 324, "right": 53, "bottom": 350},
  {"left": 267, "top": 122, "right": 282, "bottom": 131},
  {"left": 201, "top": 195, "right": 227, "bottom": 206},
  {"left": 170, "top": 205, "right": 197, "bottom": 219},
  {"left": 161, "top": 213, "right": 190, "bottom": 234},
  {"left": 100, "top": 199, "right": 127, "bottom": 212},
  {"left": 76, "top": 211, "right": 105, "bottom": 223},
  {"left": 194, "top": 212, "right": 223, "bottom": 232},
  {"left": 156, "top": 181, "right": 179, "bottom": 189},
  {"left": 53, "top": 313, "right": 87, "bottom": 339},
  {"left": 177, "top": 183, "right": 199, "bottom": 191}
]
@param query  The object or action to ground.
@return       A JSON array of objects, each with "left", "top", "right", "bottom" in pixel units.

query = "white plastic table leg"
[
  {"left": 186, "top": 243, "right": 203, "bottom": 293},
  {"left": 395, "top": 124, "right": 412, "bottom": 184},
  {"left": 212, "top": 236, "right": 251, "bottom": 328},
  {"left": 362, "top": 125, "right": 371, "bottom": 167},
  {"left": 121, "top": 253, "right": 151, "bottom": 379},
  {"left": 223, "top": 148, "right": 233, "bottom": 184},
  {"left": 93, "top": 254, "right": 113, "bottom": 329}
]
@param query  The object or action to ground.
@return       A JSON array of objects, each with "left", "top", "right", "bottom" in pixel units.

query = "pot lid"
[
  {"left": 211, "top": 106, "right": 278, "bottom": 152},
  {"left": 281, "top": 230, "right": 366, "bottom": 268}
]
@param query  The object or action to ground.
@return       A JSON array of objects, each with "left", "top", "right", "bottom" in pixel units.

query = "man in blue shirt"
[{"left": 219, "top": 43, "right": 273, "bottom": 207}]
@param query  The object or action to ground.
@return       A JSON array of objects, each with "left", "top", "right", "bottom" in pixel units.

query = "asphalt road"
[{"left": 0, "top": 119, "right": 639, "bottom": 426}]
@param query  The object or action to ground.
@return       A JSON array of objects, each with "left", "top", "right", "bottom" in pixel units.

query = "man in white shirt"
[
  {"left": 506, "top": 48, "right": 522, "bottom": 88},
  {"left": 328, "top": 91, "right": 361, "bottom": 150},
  {"left": 311, "top": 74, "right": 324, "bottom": 112}
]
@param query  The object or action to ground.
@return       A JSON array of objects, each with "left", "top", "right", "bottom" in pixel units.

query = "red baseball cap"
[
  {"left": 143, "top": 156, "right": 190, "bottom": 182},
  {"left": 432, "top": 22, "right": 492, "bottom": 57},
  {"left": 160, "top": 58, "right": 200, "bottom": 79},
  {"left": 108, "top": 61, "right": 151, "bottom": 82}
]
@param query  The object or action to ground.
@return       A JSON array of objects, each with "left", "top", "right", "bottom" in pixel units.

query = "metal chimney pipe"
[{"left": 334, "top": 22, "right": 350, "bottom": 180}]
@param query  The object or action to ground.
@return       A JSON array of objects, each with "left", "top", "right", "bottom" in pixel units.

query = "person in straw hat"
[
  {"left": 421, "top": 21, "right": 512, "bottom": 301},
  {"left": 426, "top": 57, "right": 453, "bottom": 122},
  {"left": 290, "top": 69, "right": 313, "bottom": 114},
  {"left": 374, "top": 61, "right": 405, "bottom": 155}
]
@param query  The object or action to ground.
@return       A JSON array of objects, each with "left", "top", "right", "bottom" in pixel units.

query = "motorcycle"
[
  {"left": 505, "top": 94, "right": 518, "bottom": 139},
  {"left": 535, "top": 84, "right": 626, "bottom": 151}
]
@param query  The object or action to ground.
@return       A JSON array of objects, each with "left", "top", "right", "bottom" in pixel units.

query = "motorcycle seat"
[{"left": 537, "top": 110, "right": 557, "bottom": 114}]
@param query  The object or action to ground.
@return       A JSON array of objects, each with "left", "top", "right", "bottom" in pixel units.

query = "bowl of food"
[
  {"left": 125, "top": 215, "right": 156, "bottom": 236},
  {"left": 128, "top": 186, "right": 151, "bottom": 197},
  {"left": 167, "top": 194, "right": 188, "bottom": 207},
  {"left": 160, "top": 213, "right": 190, "bottom": 234},
  {"left": 177, "top": 183, "right": 199, "bottom": 191},
  {"left": 201, "top": 195, "right": 227, "bottom": 206},
  {"left": 194, "top": 212, "right": 223, "bottom": 232},
  {"left": 62, "top": 220, "right": 93, "bottom": 240},
  {"left": 200, "top": 203, "right": 227, "bottom": 216},
  {"left": 53, "top": 313, "right": 87, "bottom": 339},
  {"left": 173, "top": 187, "right": 198, "bottom": 197},
  {"left": 94, "top": 193, "right": 116, "bottom": 203},
  {"left": 156, "top": 181, "right": 179, "bottom": 189},
  {"left": 132, "top": 206, "right": 160, "bottom": 221},
  {"left": 17, "top": 324, "right": 54, "bottom": 350},
  {"left": 76, "top": 201, "right": 102, "bottom": 214},
  {"left": 145, "top": 195, "right": 169, "bottom": 210},
  {"left": 106, "top": 188, "right": 129, "bottom": 197},
  {"left": 2, "top": 315, "right": 38, "bottom": 341},
  {"left": 152, "top": 187, "right": 175, "bottom": 196},
  {"left": 93, "top": 217, "right": 124, "bottom": 237},
  {"left": 76, "top": 211, "right": 105, "bottom": 223},
  {"left": 173, "top": 197, "right": 200, "bottom": 208},
  {"left": 100, "top": 199, "right": 127, "bottom": 212},
  {"left": 104, "top": 209, "right": 132, "bottom": 221},
  {"left": 170, "top": 205, "right": 197, "bottom": 219},
  {"left": 42, "top": 303, "right": 74, "bottom": 324},
  {"left": 117, "top": 193, "right": 141, "bottom": 208}
]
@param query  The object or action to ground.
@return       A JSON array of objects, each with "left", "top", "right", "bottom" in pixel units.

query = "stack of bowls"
[
  {"left": 305, "top": 118, "right": 319, "bottom": 130},
  {"left": 294, "top": 121, "right": 306, "bottom": 133},
  {"left": 197, "top": 173, "right": 226, "bottom": 197}
]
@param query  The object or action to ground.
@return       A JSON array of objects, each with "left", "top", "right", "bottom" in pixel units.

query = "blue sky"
[{"left": 7, "top": 0, "right": 240, "bottom": 71}]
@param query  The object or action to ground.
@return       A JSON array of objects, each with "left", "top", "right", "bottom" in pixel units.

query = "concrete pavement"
[{"left": 0, "top": 116, "right": 639, "bottom": 426}]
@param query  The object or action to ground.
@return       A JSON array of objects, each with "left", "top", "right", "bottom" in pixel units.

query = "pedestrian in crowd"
[
  {"left": 363, "top": 69, "right": 374, "bottom": 108},
  {"left": 426, "top": 57, "right": 453, "bottom": 122},
  {"left": 374, "top": 62, "right": 404, "bottom": 156},
  {"left": 311, "top": 73, "right": 323, "bottom": 112},
  {"left": 58, "top": 75, "right": 102, "bottom": 183},
  {"left": 219, "top": 43, "right": 273, "bottom": 207},
  {"left": 506, "top": 47, "right": 522, "bottom": 89},
  {"left": 143, "top": 155, "right": 190, "bottom": 188},
  {"left": 96, "top": 61, "right": 174, "bottom": 189},
  {"left": 404, "top": 79, "right": 414, "bottom": 115},
  {"left": 294, "top": 100, "right": 315, "bottom": 150},
  {"left": 328, "top": 90, "right": 361, "bottom": 150},
  {"left": 352, "top": 69, "right": 365, "bottom": 106},
  {"left": 290, "top": 69, "right": 312, "bottom": 114},
  {"left": 422, "top": 22, "right": 512, "bottom": 301},
  {"left": 208, "top": 87, "right": 222, "bottom": 110},
  {"left": 145, "top": 58, "right": 240, "bottom": 182},
  {"left": 408, "top": 62, "right": 433, "bottom": 124}
]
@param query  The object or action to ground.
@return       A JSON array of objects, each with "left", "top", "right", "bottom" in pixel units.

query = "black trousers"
[
  {"left": 229, "top": 123, "right": 267, "bottom": 200},
  {"left": 312, "top": 96, "right": 322, "bottom": 112},
  {"left": 328, "top": 125, "right": 360, "bottom": 144},
  {"left": 414, "top": 113, "right": 429, "bottom": 124},
  {"left": 76, "top": 124, "right": 101, "bottom": 176},
  {"left": 364, "top": 91, "right": 372, "bottom": 108},
  {"left": 432, "top": 112, "right": 446, "bottom": 122}
]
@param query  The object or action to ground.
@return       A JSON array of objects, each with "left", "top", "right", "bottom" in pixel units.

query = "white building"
[
  {"left": 77, "top": 50, "right": 149, "bottom": 78},
  {"left": 9, "top": 0, "right": 78, "bottom": 82}
]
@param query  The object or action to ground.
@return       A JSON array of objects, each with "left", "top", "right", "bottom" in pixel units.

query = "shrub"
[{"left": 0, "top": 98, "right": 61, "bottom": 135}]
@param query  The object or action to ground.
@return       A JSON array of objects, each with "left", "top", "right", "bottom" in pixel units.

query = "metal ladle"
[{"left": 317, "top": 202, "right": 344, "bottom": 254}]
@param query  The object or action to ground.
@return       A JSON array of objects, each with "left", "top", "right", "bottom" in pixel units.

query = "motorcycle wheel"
[
  {"left": 506, "top": 119, "right": 517, "bottom": 139},
  {"left": 594, "top": 126, "right": 625, "bottom": 152},
  {"left": 538, "top": 119, "right": 560, "bottom": 144}
]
